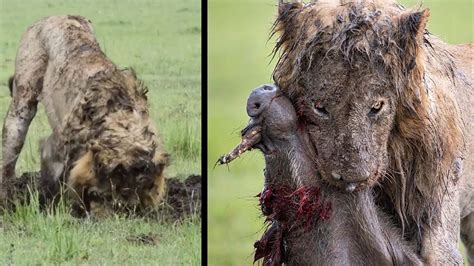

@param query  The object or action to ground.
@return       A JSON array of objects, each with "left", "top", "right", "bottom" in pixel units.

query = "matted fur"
[
  {"left": 271, "top": 0, "right": 472, "bottom": 263},
  {"left": 2, "top": 16, "right": 169, "bottom": 216},
  {"left": 226, "top": 84, "right": 422, "bottom": 264}
]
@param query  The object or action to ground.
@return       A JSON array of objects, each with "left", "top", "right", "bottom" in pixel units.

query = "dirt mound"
[
  {"left": 161, "top": 174, "right": 201, "bottom": 220},
  {"left": 8, "top": 172, "right": 201, "bottom": 220}
]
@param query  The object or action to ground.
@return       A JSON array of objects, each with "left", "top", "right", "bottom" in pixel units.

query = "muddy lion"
[
  {"left": 220, "top": 0, "right": 473, "bottom": 264},
  {"left": 220, "top": 85, "right": 423, "bottom": 265},
  {"left": 2, "top": 16, "right": 169, "bottom": 216}
]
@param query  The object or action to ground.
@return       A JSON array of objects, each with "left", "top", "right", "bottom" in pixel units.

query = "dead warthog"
[{"left": 2, "top": 16, "right": 169, "bottom": 217}]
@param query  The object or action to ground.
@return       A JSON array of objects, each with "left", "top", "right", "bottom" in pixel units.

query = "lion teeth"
[
  {"left": 345, "top": 183, "right": 356, "bottom": 192},
  {"left": 331, "top": 171, "right": 341, "bottom": 180}
]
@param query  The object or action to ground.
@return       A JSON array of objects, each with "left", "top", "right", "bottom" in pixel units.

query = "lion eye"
[
  {"left": 313, "top": 102, "right": 329, "bottom": 117},
  {"left": 369, "top": 101, "right": 384, "bottom": 116}
]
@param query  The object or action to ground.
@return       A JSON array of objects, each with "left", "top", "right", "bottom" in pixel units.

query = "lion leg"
[
  {"left": 461, "top": 212, "right": 474, "bottom": 265},
  {"left": 1, "top": 84, "right": 40, "bottom": 202},
  {"left": 39, "top": 135, "right": 65, "bottom": 206},
  {"left": 1, "top": 27, "right": 47, "bottom": 202}
]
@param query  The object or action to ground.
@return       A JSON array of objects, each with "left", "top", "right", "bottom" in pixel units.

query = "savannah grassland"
[
  {"left": 208, "top": 0, "right": 473, "bottom": 265},
  {"left": 0, "top": 0, "right": 201, "bottom": 264}
]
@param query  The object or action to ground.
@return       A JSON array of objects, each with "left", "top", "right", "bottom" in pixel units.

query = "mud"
[
  {"left": 161, "top": 174, "right": 202, "bottom": 220},
  {"left": 8, "top": 172, "right": 201, "bottom": 221}
]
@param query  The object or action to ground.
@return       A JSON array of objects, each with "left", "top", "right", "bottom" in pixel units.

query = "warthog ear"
[{"left": 395, "top": 9, "right": 430, "bottom": 73}]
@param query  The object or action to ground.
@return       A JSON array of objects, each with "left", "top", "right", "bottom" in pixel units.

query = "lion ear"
[
  {"left": 278, "top": 1, "right": 304, "bottom": 15},
  {"left": 121, "top": 68, "right": 137, "bottom": 79},
  {"left": 274, "top": 1, "right": 305, "bottom": 45},
  {"left": 398, "top": 9, "right": 430, "bottom": 38},
  {"left": 395, "top": 9, "right": 430, "bottom": 71}
]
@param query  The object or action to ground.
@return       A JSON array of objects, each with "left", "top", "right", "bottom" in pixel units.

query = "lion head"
[
  {"left": 62, "top": 67, "right": 169, "bottom": 216},
  {"left": 272, "top": 0, "right": 464, "bottom": 234}
]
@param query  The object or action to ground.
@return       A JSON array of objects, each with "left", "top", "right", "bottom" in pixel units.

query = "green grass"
[
  {"left": 208, "top": 0, "right": 473, "bottom": 265},
  {"left": 1, "top": 194, "right": 201, "bottom": 265},
  {"left": 0, "top": 0, "right": 201, "bottom": 264}
]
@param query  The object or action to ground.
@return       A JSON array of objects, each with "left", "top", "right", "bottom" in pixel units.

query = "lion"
[
  {"left": 2, "top": 15, "right": 169, "bottom": 216},
  {"left": 255, "top": 0, "right": 472, "bottom": 264},
  {"left": 220, "top": 84, "right": 423, "bottom": 264}
]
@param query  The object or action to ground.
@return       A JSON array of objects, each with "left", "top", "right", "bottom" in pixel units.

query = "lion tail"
[{"left": 8, "top": 76, "right": 13, "bottom": 97}]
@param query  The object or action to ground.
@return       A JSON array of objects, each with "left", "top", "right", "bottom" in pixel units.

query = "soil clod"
[{"left": 126, "top": 233, "right": 160, "bottom": 245}]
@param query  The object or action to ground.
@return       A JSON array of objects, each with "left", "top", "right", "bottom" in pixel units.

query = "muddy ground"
[{"left": 9, "top": 172, "right": 201, "bottom": 221}]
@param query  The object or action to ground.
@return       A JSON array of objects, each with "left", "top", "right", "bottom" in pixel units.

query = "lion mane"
[
  {"left": 55, "top": 67, "right": 169, "bottom": 214},
  {"left": 271, "top": 0, "right": 465, "bottom": 243}
]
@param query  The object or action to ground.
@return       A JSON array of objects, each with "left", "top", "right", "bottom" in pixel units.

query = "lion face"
[
  {"left": 94, "top": 150, "right": 168, "bottom": 213},
  {"left": 296, "top": 59, "right": 397, "bottom": 192},
  {"left": 68, "top": 148, "right": 169, "bottom": 217},
  {"left": 271, "top": 2, "right": 435, "bottom": 192}
]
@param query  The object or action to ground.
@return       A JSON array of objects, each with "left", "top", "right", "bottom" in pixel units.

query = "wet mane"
[
  {"left": 58, "top": 67, "right": 160, "bottom": 171},
  {"left": 271, "top": 0, "right": 465, "bottom": 242},
  {"left": 271, "top": 0, "right": 460, "bottom": 94}
]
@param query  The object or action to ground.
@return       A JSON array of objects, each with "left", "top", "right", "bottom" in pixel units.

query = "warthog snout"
[{"left": 247, "top": 84, "right": 278, "bottom": 117}]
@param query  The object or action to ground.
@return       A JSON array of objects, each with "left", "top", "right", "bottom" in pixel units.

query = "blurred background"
[{"left": 208, "top": 0, "right": 473, "bottom": 264}]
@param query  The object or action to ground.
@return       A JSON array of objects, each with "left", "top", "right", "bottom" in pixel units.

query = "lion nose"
[{"left": 247, "top": 84, "right": 278, "bottom": 117}]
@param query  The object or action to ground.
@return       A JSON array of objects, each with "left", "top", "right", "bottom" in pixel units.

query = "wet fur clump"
[{"left": 271, "top": 1, "right": 471, "bottom": 262}]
